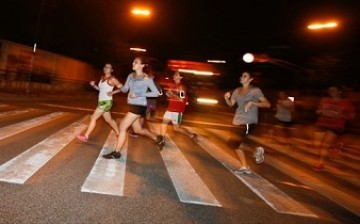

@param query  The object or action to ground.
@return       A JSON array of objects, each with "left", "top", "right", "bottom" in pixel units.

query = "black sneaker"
[
  {"left": 102, "top": 151, "right": 121, "bottom": 159},
  {"left": 155, "top": 135, "right": 163, "bottom": 143},
  {"left": 158, "top": 140, "right": 165, "bottom": 151},
  {"left": 155, "top": 135, "right": 165, "bottom": 150}
]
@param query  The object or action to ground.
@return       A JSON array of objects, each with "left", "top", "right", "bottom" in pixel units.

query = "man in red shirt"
[{"left": 159, "top": 71, "right": 197, "bottom": 148}]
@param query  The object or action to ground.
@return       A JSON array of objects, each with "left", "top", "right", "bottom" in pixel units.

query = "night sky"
[{"left": 1, "top": 0, "right": 359, "bottom": 87}]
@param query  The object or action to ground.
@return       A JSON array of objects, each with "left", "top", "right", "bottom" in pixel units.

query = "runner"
[
  {"left": 159, "top": 71, "right": 197, "bottom": 145},
  {"left": 312, "top": 85, "right": 356, "bottom": 171},
  {"left": 77, "top": 63, "right": 122, "bottom": 142},
  {"left": 224, "top": 71, "right": 271, "bottom": 174},
  {"left": 102, "top": 57, "right": 163, "bottom": 159}
]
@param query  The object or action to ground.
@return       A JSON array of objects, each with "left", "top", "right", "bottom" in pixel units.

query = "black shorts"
[
  {"left": 128, "top": 104, "right": 147, "bottom": 116},
  {"left": 238, "top": 124, "right": 257, "bottom": 137}
]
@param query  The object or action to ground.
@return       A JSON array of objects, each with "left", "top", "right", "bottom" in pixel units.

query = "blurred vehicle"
[{"left": 155, "top": 59, "right": 228, "bottom": 112}]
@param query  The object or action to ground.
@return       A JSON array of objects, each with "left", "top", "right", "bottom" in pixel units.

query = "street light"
[
  {"left": 130, "top": 47, "right": 147, "bottom": 52},
  {"left": 131, "top": 8, "right": 151, "bottom": 17},
  {"left": 307, "top": 21, "right": 338, "bottom": 30}
]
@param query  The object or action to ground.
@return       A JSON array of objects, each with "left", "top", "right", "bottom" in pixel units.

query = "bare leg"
[
  {"left": 172, "top": 124, "right": 195, "bottom": 138},
  {"left": 84, "top": 108, "right": 104, "bottom": 138},
  {"left": 160, "top": 118, "right": 171, "bottom": 137},
  {"left": 114, "top": 112, "right": 140, "bottom": 153},
  {"left": 132, "top": 117, "right": 157, "bottom": 140},
  {"left": 317, "top": 131, "right": 337, "bottom": 164},
  {"left": 235, "top": 148, "right": 247, "bottom": 168},
  {"left": 102, "top": 111, "right": 119, "bottom": 135}
]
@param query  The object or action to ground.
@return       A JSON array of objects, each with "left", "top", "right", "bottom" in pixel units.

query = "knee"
[
  {"left": 104, "top": 118, "right": 113, "bottom": 124},
  {"left": 172, "top": 125, "right": 180, "bottom": 132}
]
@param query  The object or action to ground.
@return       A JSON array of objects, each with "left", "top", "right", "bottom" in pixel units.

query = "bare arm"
[
  {"left": 224, "top": 92, "right": 236, "bottom": 107},
  {"left": 107, "top": 77, "right": 123, "bottom": 96},
  {"left": 244, "top": 96, "right": 271, "bottom": 112},
  {"left": 90, "top": 81, "right": 99, "bottom": 91}
]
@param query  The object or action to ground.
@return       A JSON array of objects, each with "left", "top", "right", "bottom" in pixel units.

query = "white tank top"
[{"left": 98, "top": 78, "right": 114, "bottom": 101}]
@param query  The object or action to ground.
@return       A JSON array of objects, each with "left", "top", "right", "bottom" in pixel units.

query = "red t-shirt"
[
  {"left": 316, "top": 97, "right": 356, "bottom": 130},
  {"left": 166, "top": 82, "right": 188, "bottom": 113}
]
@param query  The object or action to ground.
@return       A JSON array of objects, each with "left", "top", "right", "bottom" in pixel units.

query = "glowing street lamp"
[
  {"left": 243, "top": 53, "right": 270, "bottom": 63},
  {"left": 242, "top": 52, "right": 308, "bottom": 72},
  {"left": 307, "top": 21, "right": 338, "bottom": 30},
  {"left": 130, "top": 47, "right": 147, "bottom": 52},
  {"left": 131, "top": 8, "right": 151, "bottom": 17}
]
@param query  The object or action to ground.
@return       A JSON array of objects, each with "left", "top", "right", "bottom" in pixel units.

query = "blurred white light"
[
  {"left": 207, "top": 60, "right": 226, "bottom": 63},
  {"left": 178, "top": 69, "right": 214, "bottom": 76},
  {"left": 130, "top": 47, "right": 147, "bottom": 52},
  {"left": 33, "top": 43, "right": 37, "bottom": 52},
  {"left": 288, "top": 97, "right": 294, "bottom": 102},
  {"left": 307, "top": 22, "right": 337, "bottom": 30},
  {"left": 243, "top": 53, "right": 254, "bottom": 63},
  {"left": 196, "top": 98, "right": 218, "bottom": 104},
  {"left": 132, "top": 9, "right": 150, "bottom": 16}
]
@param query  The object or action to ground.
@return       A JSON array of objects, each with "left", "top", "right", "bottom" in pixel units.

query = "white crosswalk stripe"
[
  {"left": 0, "top": 108, "right": 36, "bottom": 118},
  {"left": 81, "top": 131, "right": 128, "bottom": 196},
  {"left": 148, "top": 123, "right": 221, "bottom": 207},
  {"left": 0, "top": 111, "right": 67, "bottom": 141},
  {"left": 0, "top": 115, "right": 88, "bottom": 184},
  {"left": 184, "top": 126, "right": 317, "bottom": 217}
]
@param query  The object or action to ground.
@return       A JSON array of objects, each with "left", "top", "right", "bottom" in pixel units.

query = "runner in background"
[
  {"left": 313, "top": 85, "right": 356, "bottom": 171},
  {"left": 159, "top": 71, "right": 197, "bottom": 146}
]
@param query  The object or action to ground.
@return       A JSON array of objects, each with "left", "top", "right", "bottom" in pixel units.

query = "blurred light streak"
[
  {"left": 178, "top": 69, "right": 214, "bottom": 76},
  {"left": 307, "top": 22, "right": 337, "bottom": 30},
  {"left": 207, "top": 60, "right": 226, "bottom": 63},
  {"left": 196, "top": 98, "right": 218, "bottom": 104},
  {"left": 130, "top": 47, "right": 147, "bottom": 52}
]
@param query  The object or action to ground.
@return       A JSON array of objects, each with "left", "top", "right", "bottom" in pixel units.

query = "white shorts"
[{"left": 163, "top": 111, "right": 183, "bottom": 125}]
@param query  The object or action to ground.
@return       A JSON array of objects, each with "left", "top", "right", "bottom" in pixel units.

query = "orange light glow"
[
  {"left": 196, "top": 98, "right": 219, "bottom": 105},
  {"left": 178, "top": 69, "right": 214, "bottom": 76},
  {"left": 307, "top": 22, "right": 338, "bottom": 30},
  {"left": 167, "top": 60, "right": 220, "bottom": 75},
  {"left": 131, "top": 8, "right": 151, "bottom": 16}
]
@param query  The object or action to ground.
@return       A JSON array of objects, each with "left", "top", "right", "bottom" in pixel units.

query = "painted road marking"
[
  {"left": 0, "top": 108, "right": 36, "bottom": 118},
  {"left": 0, "top": 116, "right": 88, "bottom": 184},
  {"left": 81, "top": 131, "right": 127, "bottom": 196},
  {"left": 40, "top": 103, "right": 125, "bottom": 116},
  {"left": 0, "top": 112, "right": 67, "bottom": 141},
  {"left": 249, "top": 134, "right": 360, "bottom": 217},
  {"left": 148, "top": 123, "right": 221, "bottom": 207},
  {"left": 186, "top": 127, "right": 317, "bottom": 217}
]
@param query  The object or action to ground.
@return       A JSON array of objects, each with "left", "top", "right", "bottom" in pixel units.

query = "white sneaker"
[
  {"left": 234, "top": 167, "right": 251, "bottom": 175},
  {"left": 254, "top": 147, "right": 265, "bottom": 164}
]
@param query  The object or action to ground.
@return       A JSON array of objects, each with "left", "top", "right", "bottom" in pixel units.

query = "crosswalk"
[{"left": 1, "top": 105, "right": 358, "bottom": 218}]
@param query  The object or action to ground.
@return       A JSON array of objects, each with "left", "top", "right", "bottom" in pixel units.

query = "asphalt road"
[{"left": 0, "top": 93, "right": 359, "bottom": 224}]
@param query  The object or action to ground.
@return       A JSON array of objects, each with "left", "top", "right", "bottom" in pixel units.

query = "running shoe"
[
  {"left": 128, "top": 129, "right": 138, "bottom": 137},
  {"left": 234, "top": 167, "right": 252, "bottom": 175},
  {"left": 77, "top": 135, "right": 88, "bottom": 142},
  {"left": 155, "top": 135, "right": 165, "bottom": 151},
  {"left": 312, "top": 163, "right": 324, "bottom": 171},
  {"left": 102, "top": 151, "right": 121, "bottom": 159},
  {"left": 191, "top": 133, "right": 198, "bottom": 143},
  {"left": 254, "top": 147, "right": 265, "bottom": 164}
]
